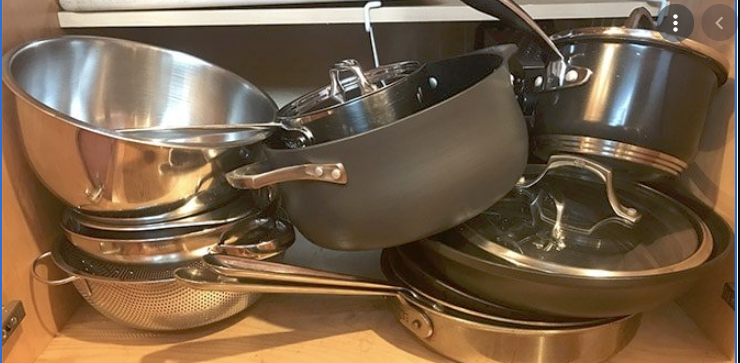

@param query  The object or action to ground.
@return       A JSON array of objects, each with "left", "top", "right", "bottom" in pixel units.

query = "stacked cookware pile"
[
  {"left": 3, "top": 0, "right": 733, "bottom": 361},
  {"left": 3, "top": 37, "right": 297, "bottom": 331}
]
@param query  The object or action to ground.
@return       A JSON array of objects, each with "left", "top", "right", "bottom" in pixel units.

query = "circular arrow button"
[{"left": 702, "top": 4, "right": 737, "bottom": 41}]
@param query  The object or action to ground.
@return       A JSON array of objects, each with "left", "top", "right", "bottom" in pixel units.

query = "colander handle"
[{"left": 31, "top": 252, "right": 79, "bottom": 285}]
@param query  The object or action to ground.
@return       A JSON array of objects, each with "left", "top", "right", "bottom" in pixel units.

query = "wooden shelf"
[
  {"left": 35, "top": 297, "right": 730, "bottom": 363},
  {"left": 57, "top": 0, "right": 659, "bottom": 28}
]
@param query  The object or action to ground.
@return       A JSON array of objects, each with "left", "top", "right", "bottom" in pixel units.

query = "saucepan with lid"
[
  {"left": 175, "top": 252, "right": 641, "bottom": 363},
  {"left": 226, "top": 45, "right": 529, "bottom": 250},
  {"left": 411, "top": 155, "right": 728, "bottom": 318},
  {"left": 460, "top": 0, "right": 729, "bottom": 179}
]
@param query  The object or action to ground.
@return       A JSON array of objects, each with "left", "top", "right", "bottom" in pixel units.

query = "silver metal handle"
[
  {"left": 174, "top": 257, "right": 433, "bottom": 338},
  {"left": 202, "top": 254, "right": 403, "bottom": 295},
  {"left": 31, "top": 252, "right": 78, "bottom": 285},
  {"left": 460, "top": 0, "right": 591, "bottom": 90},
  {"left": 210, "top": 219, "right": 295, "bottom": 259},
  {"left": 329, "top": 59, "right": 377, "bottom": 101},
  {"left": 226, "top": 162, "right": 347, "bottom": 189},
  {"left": 625, "top": 7, "right": 657, "bottom": 30},
  {"left": 516, "top": 155, "right": 641, "bottom": 223}
]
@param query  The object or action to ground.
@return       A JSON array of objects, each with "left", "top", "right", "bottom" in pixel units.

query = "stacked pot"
[
  {"left": 171, "top": 2, "right": 731, "bottom": 363},
  {"left": 3, "top": 1, "right": 733, "bottom": 362},
  {"left": 3, "top": 37, "right": 296, "bottom": 331}
]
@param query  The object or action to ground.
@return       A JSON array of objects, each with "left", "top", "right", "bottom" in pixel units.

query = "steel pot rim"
[
  {"left": 276, "top": 60, "right": 423, "bottom": 122},
  {"left": 550, "top": 27, "right": 729, "bottom": 84},
  {"left": 2, "top": 35, "right": 278, "bottom": 150}
]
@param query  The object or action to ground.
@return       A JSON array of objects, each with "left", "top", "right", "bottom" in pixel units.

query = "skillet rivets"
[{"left": 412, "top": 320, "right": 422, "bottom": 329}]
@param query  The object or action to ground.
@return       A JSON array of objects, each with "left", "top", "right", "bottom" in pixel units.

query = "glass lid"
[
  {"left": 459, "top": 155, "right": 713, "bottom": 277},
  {"left": 277, "top": 59, "right": 421, "bottom": 119}
]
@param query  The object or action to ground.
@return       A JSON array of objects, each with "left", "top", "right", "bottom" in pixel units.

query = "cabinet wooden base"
[{"left": 35, "top": 295, "right": 731, "bottom": 363}]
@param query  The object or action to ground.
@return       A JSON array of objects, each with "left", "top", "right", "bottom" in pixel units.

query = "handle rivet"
[
  {"left": 412, "top": 320, "right": 422, "bottom": 329},
  {"left": 565, "top": 70, "right": 579, "bottom": 83},
  {"left": 534, "top": 76, "right": 544, "bottom": 87},
  {"left": 313, "top": 166, "right": 324, "bottom": 176},
  {"left": 331, "top": 168, "right": 342, "bottom": 180}
]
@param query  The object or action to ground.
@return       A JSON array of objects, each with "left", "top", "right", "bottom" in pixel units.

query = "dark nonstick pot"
[
  {"left": 407, "top": 188, "right": 732, "bottom": 318},
  {"left": 226, "top": 46, "right": 529, "bottom": 250},
  {"left": 459, "top": 1, "right": 730, "bottom": 180}
]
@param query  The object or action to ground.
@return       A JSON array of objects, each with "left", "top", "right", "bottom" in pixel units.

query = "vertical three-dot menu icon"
[{"left": 657, "top": 4, "right": 694, "bottom": 42}]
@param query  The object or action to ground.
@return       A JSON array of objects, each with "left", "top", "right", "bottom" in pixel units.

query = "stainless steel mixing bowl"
[{"left": 2, "top": 36, "right": 277, "bottom": 218}]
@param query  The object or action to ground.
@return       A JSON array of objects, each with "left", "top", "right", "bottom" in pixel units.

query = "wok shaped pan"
[{"left": 408, "top": 188, "right": 733, "bottom": 318}]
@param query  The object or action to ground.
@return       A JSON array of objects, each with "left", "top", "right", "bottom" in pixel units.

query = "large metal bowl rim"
[{"left": 2, "top": 35, "right": 277, "bottom": 150}]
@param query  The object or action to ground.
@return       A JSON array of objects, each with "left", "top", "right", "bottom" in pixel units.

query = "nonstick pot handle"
[
  {"left": 226, "top": 161, "right": 347, "bottom": 189},
  {"left": 462, "top": 0, "right": 563, "bottom": 64},
  {"left": 461, "top": 0, "right": 592, "bottom": 91},
  {"left": 516, "top": 155, "right": 641, "bottom": 223}
]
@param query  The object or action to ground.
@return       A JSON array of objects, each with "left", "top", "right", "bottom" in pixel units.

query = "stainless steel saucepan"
[{"left": 175, "top": 253, "right": 641, "bottom": 363}]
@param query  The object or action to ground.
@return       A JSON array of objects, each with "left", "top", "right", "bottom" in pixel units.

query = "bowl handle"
[{"left": 31, "top": 252, "right": 79, "bottom": 286}]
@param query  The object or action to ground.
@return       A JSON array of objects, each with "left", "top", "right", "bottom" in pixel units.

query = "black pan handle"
[{"left": 460, "top": 0, "right": 564, "bottom": 63}]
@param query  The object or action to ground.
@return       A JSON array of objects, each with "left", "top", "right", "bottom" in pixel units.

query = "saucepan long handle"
[
  {"left": 175, "top": 256, "right": 404, "bottom": 297},
  {"left": 461, "top": 0, "right": 563, "bottom": 63}
]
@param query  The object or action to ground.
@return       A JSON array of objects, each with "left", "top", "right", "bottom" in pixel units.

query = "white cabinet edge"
[{"left": 58, "top": 1, "right": 659, "bottom": 28}]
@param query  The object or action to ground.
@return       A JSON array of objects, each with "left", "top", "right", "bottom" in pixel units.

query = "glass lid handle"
[
  {"left": 329, "top": 59, "right": 378, "bottom": 102},
  {"left": 516, "top": 155, "right": 641, "bottom": 223}
]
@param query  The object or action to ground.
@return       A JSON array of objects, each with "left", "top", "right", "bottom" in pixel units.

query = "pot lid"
[
  {"left": 459, "top": 155, "right": 713, "bottom": 278},
  {"left": 277, "top": 60, "right": 421, "bottom": 121},
  {"left": 551, "top": 27, "right": 729, "bottom": 85}
]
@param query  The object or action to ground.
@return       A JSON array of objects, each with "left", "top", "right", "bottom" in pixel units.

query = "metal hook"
[{"left": 363, "top": 1, "right": 382, "bottom": 67}]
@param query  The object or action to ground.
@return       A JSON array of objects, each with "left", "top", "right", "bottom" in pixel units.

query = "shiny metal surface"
[
  {"left": 277, "top": 60, "right": 424, "bottom": 145},
  {"left": 516, "top": 155, "right": 640, "bottom": 223},
  {"left": 535, "top": 136, "right": 688, "bottom": 177},
  {"left": 117, "top": 122, "right": 314, "bottom": 147},
  {"left": 249, "top": 46, "right": 529, "bottom": 250},
  {"left": 456, "top": 0, "right": 593, "bottom": 91},
  {"left": 550, "top": 27, "right": 729, "bottom": 83},
  {"left": 67, "top": 192, "right": 269, "bottom": 231},
  {"left": 61, "top": 209, "right": 294, "bottom": 264},
  {"left": 31, "top": 239, "right": 290, "bottom": 331},
  {"left": 533, "top": 31, "right": 727, "bottom": 180},
  {"left": 211, "top": 219, "right": 295, "bottom": 259},
  {"left": 227, "top": 161, "right": 347, "bottom": 189},
  {"left": 413, "top": 183, "right": 730, "bottom": 317},
  {"left": 2, "top": 36, "right": 276, "bottom": 216},
  {"left": 175, "top": 254, "right": 641, "bottom": 363}
]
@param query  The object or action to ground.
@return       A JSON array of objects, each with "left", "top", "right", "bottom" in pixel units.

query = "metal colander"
[{"left": 33, "top": 239, "right": 265, "bottom": 331}]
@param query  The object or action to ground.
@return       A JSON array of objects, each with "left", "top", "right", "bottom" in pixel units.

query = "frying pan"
[
  {"left": 408, "top": 188, "right": 732, "bottom": 318},
  {"left": 175, "top": 253, "right": 641, "bottom": 363}
]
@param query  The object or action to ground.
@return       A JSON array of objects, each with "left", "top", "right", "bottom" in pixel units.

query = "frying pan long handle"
[
  {"left": 461, "top": 0, "right": 563, "bottom": 63},
  {"left": 226, "top": 161, "right": 347, "bottom": 189},
  {"left": 201, "top": 254, "right": 406, "bottom": 295}
]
